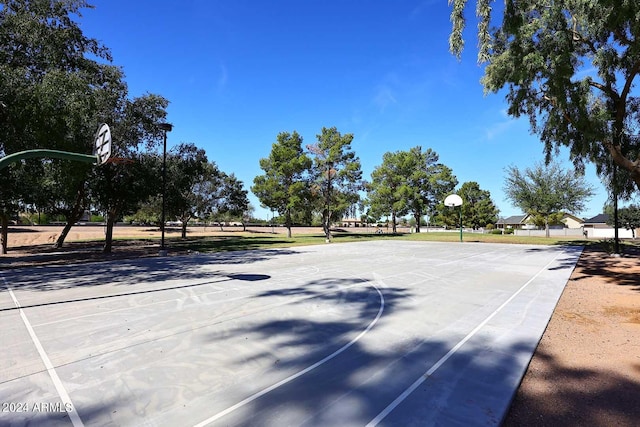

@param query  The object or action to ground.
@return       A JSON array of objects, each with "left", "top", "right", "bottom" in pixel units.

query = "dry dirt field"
[{"left": 2, "top": 225, "right": 639, "bottom": 426}]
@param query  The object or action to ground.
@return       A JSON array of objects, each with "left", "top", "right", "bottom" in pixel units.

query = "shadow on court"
[
  {"left": 196, "top": 273, "right": 640, "bottom": 426},
  {"left": 0, "top": 249, "right": 294, "bottom": 293}
]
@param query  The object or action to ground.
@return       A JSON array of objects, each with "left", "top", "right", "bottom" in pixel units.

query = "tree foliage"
[
  {"left": 437, "top": 181, "right": 499, "bottom": 229},
  {"left": 400, "top": 147, "right": 458, "bottom": 233},
  {"left": 0, "top": 0, "right": 119, "bottom": 253},
  {"left": 307, "top": 127, "right": 362, "bottom": 241},
  {"left": 459, "top": 181, "right": 499, "bottom": 229},
  {"left": 163, "top": 143, "right": 210, "bottom": 238},
  {"left": 218, "top": 173, "right": 250, "bottom": 226},
  {"left": 504, "top": 161, "right": 595, "bottom": 236},
  {"left": 449, "top": 0, "right": 640, "bottom": 194},
  {"left": 89, "top": 94, "right": 169, "bottom": 253},
  {"left": 606, "top": 203, "right": 640, "bottom": 238},
  {"left": 366, "top": 150, "right": 410, "bottom": 233},
  {"left": 366, "top": 147, "right": 457, "bottom": 233},
  {"left": 252, "top": 131, "right": 311, "bottom": 237}
]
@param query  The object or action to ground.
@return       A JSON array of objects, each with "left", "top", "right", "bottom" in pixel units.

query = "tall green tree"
[
  {"left": 366, "top": 150, "right": 409, "bottom": 233},
  {"left": 89, "top": 93, "right": 169, "bottom": 253},
  {"left": 219, "top": 173, "right": 250, "bottom": 228},
  {"left": 37, "top": 66, "right": 125, "bottom": 248},
  {"left": 504, "top": 161, "right": 595, "bottom": 237},
  {"left": 307, "top": 127, "right": 362, "bottom": 241},
  {"left": 436, "top": 181, "right": 499, "bottom": 229},
  {"left": 449, "top": 0, "right": 640, "bottom": 193},
  {"left": 0, "top": 0, "right": 115, "bottom": 253},
  {"left": 458, "top": 181, "right": 499, "bottom": 229},
  {"left": 252, "top": 131, "right": 311, "bottom": 237},
  {"left": 163, "top": 143, "right": 210, "bottom": 239},
  {"left": 401, "top": 147, "right": 457, "bottom": 233}
]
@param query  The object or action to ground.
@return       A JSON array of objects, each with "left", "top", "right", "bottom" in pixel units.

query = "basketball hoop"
[{"left": 94, "top": 123, "right": 112, "bottom": 165}]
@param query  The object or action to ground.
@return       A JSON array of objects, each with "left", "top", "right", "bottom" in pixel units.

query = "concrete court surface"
[{"left": 0, "top": 240, "right": 582, "bottom": 426}]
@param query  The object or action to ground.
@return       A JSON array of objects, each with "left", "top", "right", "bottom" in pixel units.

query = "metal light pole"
[
  {"left": 458, "top": 205, "right": 463, "bottom": 242},
  {"left": 158, "top": 122, "right": 173, "bottom": 255}
]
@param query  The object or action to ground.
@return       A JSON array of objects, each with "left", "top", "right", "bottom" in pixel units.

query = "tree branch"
[
  {"left": 621, "top": 60, "right": 640, "bottom": 103},
  {"left": 587, "top": 80, "right": 619, "bottom": 101}
]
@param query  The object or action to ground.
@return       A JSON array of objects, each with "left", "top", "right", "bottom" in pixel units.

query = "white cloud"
[
  {"left": 216, "top": 62, "right": 228, "bottom": 91},
  {"left": 409, "top": 0, "right": 439, "bottom": 20},
  {"left": 484, "top": 117, "right": 515, "bottom": 140},
  {"left": 372, "top": 86, "right": 398, "bottom": 112}
]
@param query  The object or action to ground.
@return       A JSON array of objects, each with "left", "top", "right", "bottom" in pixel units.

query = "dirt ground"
[
  {"left": 2, "top": 225, "right": 639, "bottom": 426},
  {"left": 503, "top": 244, "right": 640, "bottom": 426}
]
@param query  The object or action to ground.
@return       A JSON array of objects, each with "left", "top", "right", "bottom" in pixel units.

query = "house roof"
[
  {"left": 561, "top": 213, "right": 585, "bottom": 224},
  {"left": 498, "top": 212, "right": 585, "bottom": 225},
  {"left": 584, "top": 213, "right": 609, "bottom": 224},
  {"left": 497, "top": 215, "right": 528, "bottom": 225}
]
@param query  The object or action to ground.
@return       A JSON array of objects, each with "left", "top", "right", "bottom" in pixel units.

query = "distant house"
[
  {"left": 497, "top": 215, "right": 530, "bottom": 230},
  {"left": 339, "top": 218, "right": 367, "bottom": 227},
  {"left": 583, "top": 213, "right": 637, "bottom": 238},
  {"left": 560, "top": 213, "right": 585, "bottom": 229},
  {"left": 498, "top": 213, "right": 584, "bottom": 230},
  {"left": 583, "top": 213, "right": 610, "bottom": 229}
]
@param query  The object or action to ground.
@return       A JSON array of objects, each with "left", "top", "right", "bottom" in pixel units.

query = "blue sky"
[{"left": 78, "top": 0, "right": 610, "bottom": 220}]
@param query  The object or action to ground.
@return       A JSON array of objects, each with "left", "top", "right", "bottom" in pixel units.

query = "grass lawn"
[{"left": 163, "top": 230, "right": 601, "bottom": 254}]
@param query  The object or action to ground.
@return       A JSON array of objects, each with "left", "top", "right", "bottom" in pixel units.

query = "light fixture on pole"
[
  {"left": 157, "top": 122, "right": 173, "bottom": 255},
  {"left": 444, "top": 194, "right": 463, "bottom": 242}
]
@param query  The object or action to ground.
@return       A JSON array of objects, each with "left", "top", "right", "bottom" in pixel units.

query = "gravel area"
[{"left": 503, "top": 244, "right": 640, "bottom": 426}]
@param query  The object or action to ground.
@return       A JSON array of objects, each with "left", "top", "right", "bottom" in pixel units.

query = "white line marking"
[
  {"left": 33, "top": 287, "right": 239, "bottom": 327},
  {"left": 192, "top": 282, "right": 385, "bottom": 427},
  {"left": 3, "top": 279, "right": 84, "bottom": 427},
  {"left": 366, "top": 249, "right": 568, "bottom": 426}
]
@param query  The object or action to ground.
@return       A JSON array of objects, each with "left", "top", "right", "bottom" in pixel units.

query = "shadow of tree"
[
  {"left": 0, "top": 249, "right": 294, "bottom": 293},
  {"left": 569, "top": 244, "right": 640, "bottom": 290},
  {"left": 0, "top": 235, "right": 305, "bottom": 269},
  {"left": 503, "top": 349, "right": 640, "bottom": 426},
  {"left": 194, "top": 272, "right": 632, "bottom": 426},
  {"left": 4, "top": 242, "right": 637, "bottom": 425},
  {"left": 524, "top": 245, "right": 585, "bottom": 271},
  {"left": 171, "top": 236, "right": 298, "bottom": 252}
]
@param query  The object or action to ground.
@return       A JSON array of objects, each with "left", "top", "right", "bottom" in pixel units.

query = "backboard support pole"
[{"left": 0, "top": 149, "right": 99, "bottom": 171}]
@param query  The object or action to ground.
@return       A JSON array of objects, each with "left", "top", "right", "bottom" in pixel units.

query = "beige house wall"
[{"left": 561, "top": 215, "right": 584, "bottom": 229}]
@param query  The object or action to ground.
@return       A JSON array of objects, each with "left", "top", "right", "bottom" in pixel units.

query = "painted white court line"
[
  {"left": 433, "top": 247, "right": 513, "bottom": 267},
  {"left": 28, "top": 266, "right": 323, "bottom": 327},
  {"left": 192, "top": 282, "right": 386, "bottom": 427},
  {"left": 366, "top": 248, "right": 572, "bottom": 426},
  {"left": 7, "top": 281, "right": 378, "bottom": 389},
  {"left": 2, "top": 277, "right": 84, "bottom": 427},
  {"left": 33, "top": 286, "right": 242, "bottom": 327}
]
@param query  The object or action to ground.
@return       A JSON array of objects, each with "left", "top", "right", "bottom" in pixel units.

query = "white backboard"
[
  {"left": 444, "top": 194, "right": 463, "bottom": 207},
  {"left": 94, "top": 123, "right": 112, "bottom": 165}
]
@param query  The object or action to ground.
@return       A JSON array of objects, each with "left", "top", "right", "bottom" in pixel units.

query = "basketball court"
[{"left": 0, "top": 240, "right": 581, "bottom": 426}]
